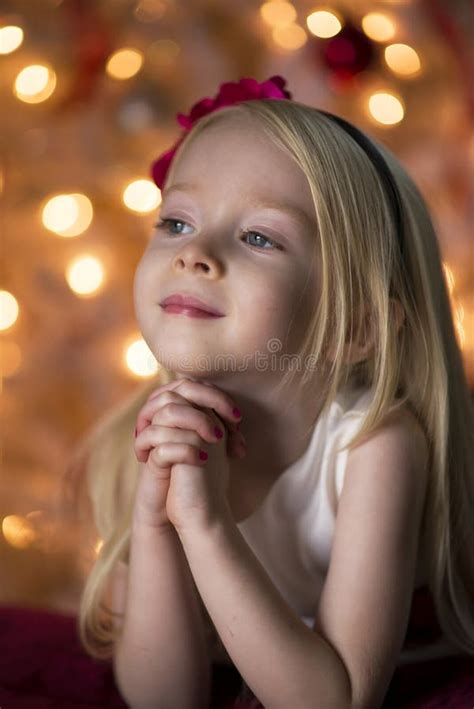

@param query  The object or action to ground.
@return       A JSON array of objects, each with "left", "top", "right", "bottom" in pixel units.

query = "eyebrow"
[{"left": 161, "top": 182, "right": 315, "bottom": 232}]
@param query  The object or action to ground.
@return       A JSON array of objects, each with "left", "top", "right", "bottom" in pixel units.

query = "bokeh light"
[
  {"left": 41, "top": 193, "right": 93, "bottom": 236},
  {"left": 361, "top": 12, "right": 397, "bottom": 42},
  {"left": 66, "top": 256, "right": 105, "bottom": 296},
  {"left": 122, "top": 179, "right": 161, "bottom": 213},
  {"left": 125, "top": 337, "right": 160, "bottom": 377},
  {"left": 306, "top": 10, "right": 342, "bottom": 38},
  {"left": 368, "top": 91, "right": 405, "bottom": 125},
  {"left": 0, "top": 290, "right": 19, "bottom": 331},
  {"left": 272, "top": 23, "right": 307, "bottom": 50},
  {"left": 260, "top": 1, "right": 297, "bottom": 28},
  {"left": 384, "top": 43, "right": 421, "bottom": 76},
  {"left": 106, "top": 48, "right": 144, "bottom": 80},
  {"left": 14, "top": 64, "right": 57, "bottom": 103},
  {"left": 0, "top": 25, "right": 24, "bottom": 54},
  {"left": 2, "top": 515, "right": 37, "bottom": 549}
]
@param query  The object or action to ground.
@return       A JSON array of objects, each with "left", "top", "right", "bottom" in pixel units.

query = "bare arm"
[
  {"left": 113, "top": 519, "right": 212, "bottom": 709},
  {"left": 176, "top": 414, "right": 428, "bottom": 709}
]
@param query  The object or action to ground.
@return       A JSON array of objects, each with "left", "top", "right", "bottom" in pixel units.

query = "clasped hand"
[{"left": 133, "top": 377, "right": 246, "bottom": 534}]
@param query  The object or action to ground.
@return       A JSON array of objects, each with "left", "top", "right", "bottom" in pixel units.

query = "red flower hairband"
[{"left": 150, "top": 75, "right": 293, "bottom": 189}]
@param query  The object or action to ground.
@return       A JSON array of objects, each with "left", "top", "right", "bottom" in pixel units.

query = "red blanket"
[{"left": 0, "top": 606, "right": 472, "bottom": 708}]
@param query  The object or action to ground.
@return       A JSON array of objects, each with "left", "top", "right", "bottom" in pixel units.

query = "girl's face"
[{"left": 134, "top": 116, "right": 321, "bottom": 380}]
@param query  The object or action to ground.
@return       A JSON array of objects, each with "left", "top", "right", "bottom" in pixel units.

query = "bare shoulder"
[
  {"left": 349, "top": 402, "right": 430, "bottom": 505},
  {"left": 380, "top": 403, "right": 430, "bottom": 481}
]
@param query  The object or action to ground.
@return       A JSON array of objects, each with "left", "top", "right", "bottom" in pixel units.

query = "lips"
[{"left": 159, "top": 293, "right": 224, "bottom": 317}]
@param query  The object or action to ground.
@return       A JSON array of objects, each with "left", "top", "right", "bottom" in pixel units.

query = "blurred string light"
[
  {"left": 306, "top": 10, "right": 343, "bottom": 38},
  {"left": 2, "top": 515, "right": 37, "bottom": 549},
  {"left": 0, "top": 290, "right": 19, "bottom": 331},
  {"left": 14, "top": 64, "right": 56, "bottom": 104},
  {"left": 41, "top": 193, "right": 93, "bottom": 236},
  {"left": 66, "top": 256, "right": 105, "bottom": 297},
  {"left": 384, "top": 43, "right": 421, "bottom": 76},
  {"left": 0, "top": 25, "right": 24, "bottom": 54},
  {"left": 259, "top": 1, "right": 306, "bottom": 51},
  {"left": 125, "top": 337, "right": 160, "bottom": 377},
  {"left": 1, "top": 511, "right": 58, "bottom": 552},
  {"left": 361, "top": 12, "right": 397, "bottom": 42},
  {"left": 106, "top": 48, "right": 144, "bottom": 80},
  {"left": 368, "top": 91, "right": 404, "bottom": 125},
  {"left": 260, "top": 1, "right": 297, "bottom": 27},
  {"left": 273, "top": 23, "right": 307, "bottom": 50},
  {"left": 122, "top": 179, "right": 161, "bottom": 213}
]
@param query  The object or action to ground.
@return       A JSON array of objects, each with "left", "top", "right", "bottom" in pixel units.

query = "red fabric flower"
[{"left": 151, "top": 75, "right": 292, "bottom": 189}]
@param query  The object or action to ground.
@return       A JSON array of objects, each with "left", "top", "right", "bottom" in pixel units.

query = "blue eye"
[
  {"left": 242, "top": 230, "right": 279, "bottom": 250},
  {"left": 153, "top": 218, "right": 280, "bottom": 251},
  {"left": 154, "top": 218, "right": 191, "bottom": 235}
]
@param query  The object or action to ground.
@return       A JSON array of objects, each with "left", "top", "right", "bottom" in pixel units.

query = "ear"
[{"left": 326, "top": 298, "right": 405, "bottom": 364}]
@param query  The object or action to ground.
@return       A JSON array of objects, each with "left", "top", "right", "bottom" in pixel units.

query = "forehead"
[{"left": 167, "top": 116, "right": 315, "bottom": 214}]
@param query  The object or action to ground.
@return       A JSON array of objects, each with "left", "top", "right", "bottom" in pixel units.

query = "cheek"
[
  {"left": 238, "top": 272, "right": 296, "bottom": 332},
  {"left": 133, "top": 256, "right": 154, "bottom": 321}
]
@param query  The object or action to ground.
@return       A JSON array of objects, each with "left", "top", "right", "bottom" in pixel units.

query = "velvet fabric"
[{"left": 0, "top": 592, "right": 473, "bottom": 709}]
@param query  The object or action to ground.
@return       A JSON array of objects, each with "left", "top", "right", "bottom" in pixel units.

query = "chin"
[{"left": 151, "top": 348, "right": 213, "bottom": 376}]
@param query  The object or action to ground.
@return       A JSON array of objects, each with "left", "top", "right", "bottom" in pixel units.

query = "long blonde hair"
[{"left": 60, "top": 99, "right": 474, "bottom": 660}]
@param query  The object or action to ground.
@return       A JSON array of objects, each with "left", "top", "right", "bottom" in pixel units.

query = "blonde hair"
[{"left": 61, "top": 99, "right": 474, "bottom": 660}]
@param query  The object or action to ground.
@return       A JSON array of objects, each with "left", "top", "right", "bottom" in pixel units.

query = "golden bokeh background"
[{"left": 1, "top": 0, "right": 473, "bottom": 615}]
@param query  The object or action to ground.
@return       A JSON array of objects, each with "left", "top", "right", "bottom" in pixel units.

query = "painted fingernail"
[
  {"left": 232, "top": 407, "right": 241, "bottom": 419},
  {"left": 214, "top": 426, "right": 223, "bottom": 439},
  {"left": 199, "top": 450, "right": 208, "bottom": 461}
]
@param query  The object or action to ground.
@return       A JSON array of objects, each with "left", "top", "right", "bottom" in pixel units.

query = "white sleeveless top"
[{"left": 200, "top": 384, "right": 459, "bottom": 668}]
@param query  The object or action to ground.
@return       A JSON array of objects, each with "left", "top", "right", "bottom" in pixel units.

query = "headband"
[{"left": 150, "top": 75, "right": 405, "bottom": 257}]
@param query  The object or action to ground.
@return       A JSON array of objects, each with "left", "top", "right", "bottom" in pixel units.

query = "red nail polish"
[
  {"left": 232, "top": 407, "right": 241, "bottom": 419},
  {"left": 214, "top": 426, "right": 223, "bottom": 439},
  {"left": 199, "top": 450, "right": 208, "bottom": 461}
]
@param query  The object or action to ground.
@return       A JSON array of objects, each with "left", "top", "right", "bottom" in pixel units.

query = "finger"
[
  {"left": 156, "top": 378, "right": 243, "bottom": 441},
  {"left": 145, "top": 378, "right": 186, "bottom": 405},
  {"left": 147, "top": 442, "right": 209, "bottom": 472},
  {"left": 136, "top": 390, "right": 201, "bottom": 438},
  {"left": 137, "top": 396, "right": 245, "bottom": 460},
  {"left": 135, "top": 424, "right": 205, "bottom": 464},
  {"left": 137, "top": 380, "right": 245, "bottom": 455},
  {"left": 211, "top": 409, "right": 246, "bottom": 459},
  {"left": 148, "top": 402, "right": 226, "bottom": 447}
]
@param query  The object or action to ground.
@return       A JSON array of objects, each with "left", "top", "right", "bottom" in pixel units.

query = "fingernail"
[
  {"left": 232, "top": 407, "right": 241, "bottom": 419},
  {"left": 214, "top": 426, "right": 223, "bottom": 439},
  {"left": 199, "top": 450, "right": 208, "bottom": 461}
]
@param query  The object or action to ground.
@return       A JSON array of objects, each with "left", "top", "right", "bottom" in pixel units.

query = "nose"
[{"left": 171, "top": 240, "right": 224, "bottom": 278}]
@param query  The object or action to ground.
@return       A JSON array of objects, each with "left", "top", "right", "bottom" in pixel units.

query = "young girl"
[{"left": 64, "top": 76, "right": 474, "bottom": 708}]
